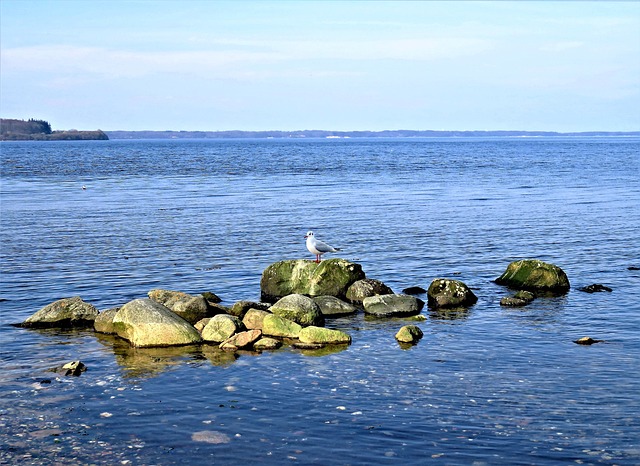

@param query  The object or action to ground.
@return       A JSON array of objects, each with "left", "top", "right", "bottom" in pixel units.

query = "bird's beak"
[{"left": 304, "top": 235, "right": 308, "bottom": 238}]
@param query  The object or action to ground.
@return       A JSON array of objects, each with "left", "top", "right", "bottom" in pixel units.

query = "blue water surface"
[{"left": 1, "top": 137, "right": 639, "bottom": 465}]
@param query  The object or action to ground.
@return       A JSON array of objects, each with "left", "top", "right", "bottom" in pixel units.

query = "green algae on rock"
[
  {"left": 427, "top": 279, "right": 478, "bottom": 309},
  {"left": 495, "top": 259, "right": 570, "bottom": 295}
]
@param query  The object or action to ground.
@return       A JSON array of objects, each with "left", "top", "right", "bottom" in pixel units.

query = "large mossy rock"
[
  {"left": 298, "top": 326, "right": 351, "bottom": 345},
  {"left": 22, "top": 296, "right": 99, "bottom": 328},
  {"left": 362, "top": 294, "right": 424, "bottom": 317},
  {"left": 494, "top": 259, "right": 570, "bottom": 295},
  {"left": 345, "top": 278, "right": 393, "bottom": 304},
  {"left": 313, "top": 296, "right": 358, "bottom": 317},
  {"left": 113, "top": 298, "right": 202, "bottom": 347},
  {"left": 270, "top": 294, "right": 325, "bottom": 327},
  {"left": 427, "top": 279, "right": 478, "bottom": 309},
  {"left": 260, "top": 259, "right": 365, "bottom": 302}
]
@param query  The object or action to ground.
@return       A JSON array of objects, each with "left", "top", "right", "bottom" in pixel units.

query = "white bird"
[{"left": 305, "top": 231, "right": 340, "bottom": 263}]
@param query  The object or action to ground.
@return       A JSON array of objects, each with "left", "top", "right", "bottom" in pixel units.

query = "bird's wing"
[{"left": 315, "top": 240, "right": 337, "bottom": 253}]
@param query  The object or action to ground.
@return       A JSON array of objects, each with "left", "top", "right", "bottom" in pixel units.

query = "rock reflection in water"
[{"left": 428, "top": 307, "right": 471, "bottom": 321}]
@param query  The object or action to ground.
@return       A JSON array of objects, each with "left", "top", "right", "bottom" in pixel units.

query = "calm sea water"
[{"left": 1, "top": 138, "right": 639, "bottom": 465}]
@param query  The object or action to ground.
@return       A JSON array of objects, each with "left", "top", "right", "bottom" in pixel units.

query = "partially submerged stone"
[
  {"left": 298, "top": 326, "right": 351, "bottom": 345},
  {"left": 495, "top": 259, "right": 570, "bottom": 295},
  {"left": 202, "top": 314, "right": 244, "bottom": 343},
  {"left": 22, "top": 296, "right": 99, "bottom": 328},
  {"left": 579, "top": 284, "right": 612, "bottom": 293},
  {"left": 260, "top": 258, "right": 365, "bottom": 302},
  {"left": 402, "top": 286, "right": 427, "bottom": 295},
  {"left": 574, "top": 336, "right": 604, "bottom": 345},
  {"left": 362, "top": 294, "right": 424, "bottom": 317},
  {"left": 50, "top": 360, "right": 87, "bottom": 376},
  {"left": 228, "top": 300, "right": 270, "bottom": 318},
  {"left": 500, "top": 290, "right": 536, "bottom": 307},
  {"left": 312, "top": 296, "right": 358, "bottom": 317},
  {"left": 262, "top": 314, "right": 302, "bottom": 338},
  {"left": 395, "top": 325, "right": 424, "bottom": 344},
  {"left": 346, "top": 278, "right": 393, "bottom": 304},
  {"left": 427, "top": 279, "right": 478, "bottom": 309},
  {"left": 270, "top": 294, "right": 324, "bottom": 327},
  {"left": 113, "top": 299, "right": 202, "bottom": 347},
  {"left": 94, "top": 307, "right": 120, "bottom": 334},
  {"left": 253, "top": 337, "right": 282, "bottom": 351}
]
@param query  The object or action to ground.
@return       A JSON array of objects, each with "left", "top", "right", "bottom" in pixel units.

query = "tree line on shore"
[{"left": 0, "top": 118, "right": 108, "bottom": 141}]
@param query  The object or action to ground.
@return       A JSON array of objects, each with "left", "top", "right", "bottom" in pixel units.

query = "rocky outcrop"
[
  {"left": 22, "top": 296, "right": 99, "bottom": 328},
  {"left": 270, "top": 294, "right": 324, "bottom": 327},
  {"left": 395, "top": 325, "right": 423, "bottom": 344},
  {"left": 312, "top": 296, "right": 358, "bottom": 317},
  {"left": 260, "top": 259, "right": 365, "bottom": 302},
  {"left": 362, "top": 294, "right": 424, "bottom": 317},
  {"left": 262, "top": 314, "right": 302, "bottom": 338},
  {"left": 94, "top": 307, "right": 120, "bottom": 334},
  {"left": 113, "top": 299, "right": 202, "bottom": 347},
  {"left": 201, "top": 314, "right": 244, "bottom": 343},
  {"left": 298, "top": 326, "right": 351, "bottom": 345},
  {"left": 494, "top": 259, "right": 570, "bottom": 295},
  {"left": 346, "top": 278, "right": 393, "bottom": 304},
  {"left": 427, "top": 279, "right": 478, "bottom": 309}
]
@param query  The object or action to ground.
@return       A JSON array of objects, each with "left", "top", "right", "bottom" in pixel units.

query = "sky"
[{"left": 1, "top": 1, "right": 639, "bottom": 132}]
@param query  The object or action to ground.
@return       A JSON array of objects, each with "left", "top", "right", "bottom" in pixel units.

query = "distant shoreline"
[{"left": 105, "top": 129, "right": 640, "bottom": 140}]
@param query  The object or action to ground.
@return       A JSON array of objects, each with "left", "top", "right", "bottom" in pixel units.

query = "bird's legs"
[{"left": 316, "top": 255, "right": 321, "bottom": 263}]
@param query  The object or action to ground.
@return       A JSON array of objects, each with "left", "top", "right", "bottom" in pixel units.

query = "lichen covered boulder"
[
  {"left": 253, "top": 337, "right": 282, "bottom": 351},
  {"left": 346, "top": 278, "right": 393, "bottom": 304},
  {"left": 312, "top": 296, "right": 358, "bottom": 317},
  {"left": 298, "top": 326, "right": 351, "bottom": 345},
  {"left": 148, "top": 289, "right": 211, "bottom": 324},
  {"left": 219, "top": 329, "right": 262, "bottom": 351},
  {"left": 262, "top": 314, "right": 302, "bottom": 338},
  {"left": 202, "top": 314, "right": 244, "bottom": 343},
  {"left": 242, "top": 308, "right": 271, "bottom": 330},
  {"left": 113, "top": 298, "right": 202, "bottom": 347},
  {"left": 395, "top": 325, "right": 424, "bottom": 344},
  {"left": 495, "top": 259, "right": 570, "bottom": 295},
  {"left": 427, "top": 279, "right": 478, "bottom": 309},
  {"left": 362, "top": 294, "right": 424, "bottom": 317},
  {"left": 260, "top": 259, "right": 365, "bottom": 302},
  {"left": 22, "top": 296, "right": 99, "bottom": 328},
  {"left": 270, "top": 294, "right": 324, "bottom": 327}
]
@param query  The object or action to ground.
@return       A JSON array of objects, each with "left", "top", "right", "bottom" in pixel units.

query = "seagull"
[{"left": 305, "top": 231, "right": 340, "bottom": 263}]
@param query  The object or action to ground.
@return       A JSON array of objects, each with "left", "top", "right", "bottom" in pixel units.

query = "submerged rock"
[
  {"left": 427, "top": 279, "right": 478, "bottom": 309},
  {"left": 94, "top": 307, "right": 120, "bottom": 334},
  {"left": 50, "top": 360, "right": 87, "bottom": 376},
  {"left": 270, "top": 294, "right": 324, "bottom": 327},
  {"left": 260, "top": 258, "right": 365, "bottom": 302},
  {"left": 395, "top": 325, "right": 424, "bottom": 344},
  {"left": 362, "top": 294, "right": 424, "bottom": 317},
  {"left": 113, "top": 298, "right": 202, "bottom": 347},
  {"left": 494, "top": 259, "right": 570, "bottom": 295},
  {"left": 500, "top": 290, "right": 535, "bottom": 307},
  {"left": 313, "top": 295, "right": 358, "bottom": 317},
  {"left": 346, "top": 278, "right": 393, "bottom": 304},
  {"left": 579, "top": 284, "right": 613, "bottom": 293},
  {"left": 574, "top": 336, "right": 605, "bottom": 345},
  {"left": 402, "top": 286, "right": 427, "bottom": 295},
  {"left": 22, "top": 296, "right": 99, "bottom": 328}
]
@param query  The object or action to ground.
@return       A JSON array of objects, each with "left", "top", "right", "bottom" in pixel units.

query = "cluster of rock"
[{"left": 19, "top": 257, "right": 582, "bottom": 352}]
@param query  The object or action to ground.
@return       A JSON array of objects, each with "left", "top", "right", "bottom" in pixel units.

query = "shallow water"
[{"left": 1, "top": 138, "right": 639, "bottom": 465}]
